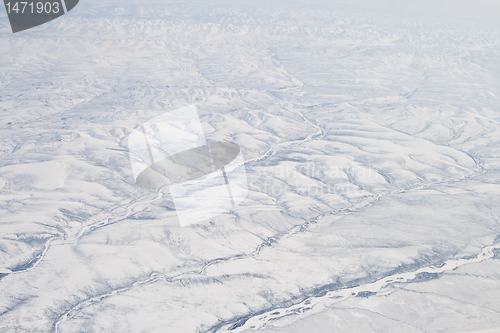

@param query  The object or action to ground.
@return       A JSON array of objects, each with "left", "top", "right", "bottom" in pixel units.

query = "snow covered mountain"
[{"left": 1, "top": 0, "right": 499, "bottom": 332}]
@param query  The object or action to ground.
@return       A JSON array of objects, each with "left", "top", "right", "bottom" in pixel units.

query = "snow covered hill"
[{"left": 1, "top": 0, "right": 499, "bottom": 332}]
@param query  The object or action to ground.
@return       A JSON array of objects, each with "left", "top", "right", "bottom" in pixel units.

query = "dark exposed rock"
[
  {"left": 356, "top": 291, "right": 377, "bottom": 298},
  {"left": 410, "top": 272, "right": 441, "bottom": 282}
]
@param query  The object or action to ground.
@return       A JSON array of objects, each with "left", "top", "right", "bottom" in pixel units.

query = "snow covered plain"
[{"left": 0, "top": 0, "right": 500, "bottom": 332}]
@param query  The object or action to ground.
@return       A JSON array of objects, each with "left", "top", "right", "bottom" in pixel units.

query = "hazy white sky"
[{"left": 291, "top": 0, "right": 500, "bottom": 22}]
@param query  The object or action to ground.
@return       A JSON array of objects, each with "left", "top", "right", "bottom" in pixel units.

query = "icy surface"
[{"left": 1, "top": 0, "right": 500, "bottom": 332}]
